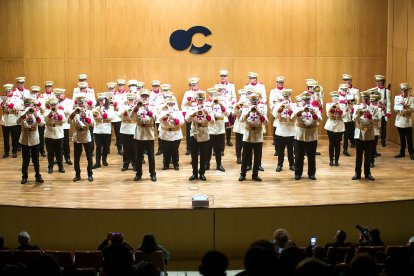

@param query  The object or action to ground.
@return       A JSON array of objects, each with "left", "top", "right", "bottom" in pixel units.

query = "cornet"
[
  {"left": 136, "top": 101, "right": 143, "bottom": 108},
  {"left": 92, "top": 109, "right": 100, "bottom": 117},
  {"left": 250, "top": 106, "right": 257, "bottom": 113},
  {"left": 213, "top": 98, "right": 219, "bottom": 104},
  {"left": 74, "top": 107, "right": 82, "bottom": 114},
  {"left": 51, "top": 107, "right": 57, "bottom": 112},
  {"left": 27, "top": 107, "right": 35, "bottom": 114}
]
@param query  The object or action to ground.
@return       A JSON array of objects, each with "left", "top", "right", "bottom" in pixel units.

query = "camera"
[
  {"left": 310, "top": 236, "right": 317, "bottom": 247},
  {"left": 356, "top": 224, "right": 370, "bottom": 240}
]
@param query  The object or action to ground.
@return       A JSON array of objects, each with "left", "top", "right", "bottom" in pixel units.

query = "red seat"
[
  {"left": 356, "top": 246, "right": 385, "bottom": 257},
  {"left": 75, "top": 268, "right": 96, "bottom": 276},
  {"left": 12, "top": 250, "right": 43, "bottom": 265},
  {"left": 45, "top": 250, "right": 74, "bottom": 267},
  {"left": 385, "top": 245, "right": 409, "bottom": 259},
  {"left": 74, "top": 251, "right": 103, "bottom": 272},
  {"left": 134, "top": 250, "right": 165, "bottom": 272},
  {"left": 326, "top": 246, "right": 352, "bottom": 264}
]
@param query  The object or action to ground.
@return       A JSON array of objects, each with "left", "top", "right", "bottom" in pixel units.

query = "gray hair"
[{"left": 18, "top": 231, "right": 30, "bottom": 244}]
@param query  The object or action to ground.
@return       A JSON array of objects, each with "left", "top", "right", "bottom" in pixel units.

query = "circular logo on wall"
[{"left": 170, "top": 26, "right": 212, "bottom": 54}]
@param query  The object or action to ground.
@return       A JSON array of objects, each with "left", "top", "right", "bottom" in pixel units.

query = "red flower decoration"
[
  {"left": 102, "top": 113, "right": 108, "bottom": 119},
  {"left": 260, "top": 115, "right": 265, "bottom": 122},
  {"left": 174, "top": 119, "right": 180, "bottom": 125},
  {"left": 311, "top": 100, "right": 318, "bottom": 107},
  {"left": 87, "top": 100, "right": 93, "bottom": 106},
  {"left": 58, "top": 115, "right": 63, "bottom": 121},
  {"left": 312, "top": 114, "right": 318, "bottom": 120},
  {"left": 206, "top": 115, "right": 212, "bottom": 121},
  {"left": 86, "top": 118, "right": 91, "bottom": 124},
  {"left": 8, "top": 103, "right": 14, "bottom": 109},
  {"left": 36, "top": 117, "right": 41, "bottom": 123},
  {"left": 147, "top": 111, "right": 153, "bottom": 117}
]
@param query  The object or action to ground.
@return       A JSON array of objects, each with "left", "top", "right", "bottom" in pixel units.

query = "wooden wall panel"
[
  {"left": 0, "top": 0, "right": 24, "bottom": 59},
  {"left": 105, "top": 58, "right": 148, "bottom": 87},
  {"left": 22, "top": 0, "right": 66, "bottom": 58},
  {"left": 356, "top": 58, "right": 387, "bottom": 91},
  {"left": 23, "top": 59, "right": 66, "bottom": 89},
  {"left": 0, "top": 60, "right": 25, "bottom": 86},
  {"left": 408, "top": 0, "right": 414, "bottom": 51},
  {"left": 317, "top": 0, "right": 359, "bottom": 57},
  {"left": 392, "top": 0, "right": 408, "bottom": 49}
]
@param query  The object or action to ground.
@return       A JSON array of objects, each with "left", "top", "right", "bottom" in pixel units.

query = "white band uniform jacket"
[
  {"left": 244, "top": 82, "right": 267, "bottom": 103},
  {"left": 273, "top": 101, "right": 296, "bottom": 137},
  {"left": 206, "top": 101, "right": 229, "bottom": 135},
  {"left": 69, "top": 110, "right": 94, "bottom": 143},
  {"left": 93, "top": 106, "right": 114, "bottom": 134},
  {"left": 269, "top": 87, "right": 284, "bottom": 125},
  {"left": 324, "top": 102, "right": 346, "bottom": 132},
  {"left": 241, "top": 104, "right": 268, "bottom": 143},
  {"left": 233, "top": 99, "right": 249, "bottom": 134},
  {"left": 58, "top": 98, "right": 73, "bottom": 130},
  {"left": 17, "top": 109, "right": 45, "bottom": 146},
  {"left": 394, "top": 95, "right": 414, "bottom": 128},
  {"left": 159, "top": 108, "right": 184, "bottom": 141},
  {"left": 375, "top": 86, "right": 392, "bottom": 117},
  {"left": 338, "top": 88, "right": 360, "bottom": 123},
  {"left": 44, "top": 109, "right": 66, "bottom": 139},
  {"left": 291, "top": 106, "right": 322, "bottom": 142},
  {"left": 73, "top": 88, "right": 96, "bottom": 110},
  {"left": 130, "top": 105, "right": 156, "bottom": 141},
  {"left": 111, "top": 92, "right": 125, "bottom": 123},
  {"left": 353, "top": 104, "right": 380, "bottom": 141},
  {"left": 1, "top": 95, "right": 22, "bottom": 127},
  {"left": 185, "top": 105, "right": 215, "bottom": 142},
  {"left": 181, "top": 90, "right": 200, "bottom": 115},
  {"left": 119, "top": 103, "right": 136, "bottom": 135}
]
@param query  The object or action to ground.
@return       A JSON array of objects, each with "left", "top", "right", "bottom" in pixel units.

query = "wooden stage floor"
[{"left": 0, "top": 138, "right": 413, "bottom": 210}]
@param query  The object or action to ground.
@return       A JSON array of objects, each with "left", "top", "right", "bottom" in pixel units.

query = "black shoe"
[
  {"left": 335, "top": 162, "right": 339, "bottom": 166},
  {"left": 246, "top": 165, "right": 252, "bottom": 171},
  {"left": 410, "top": 154, "right": 414, "bottom": 160},
  {"left": 134, "top": 175, "right": 141, "bottom": 181},
  {"left": 88, "top": 176, "right": 93, "bottom": 181},
  {"left": 315, "top": 152, "right": 321, "bottom": 155},
  {"left": 239, "top": 175, "right": 246, "bottom": 181},
  {"left": 73, "top": 176, "right": 81, "bottom": 182},
  {"left": 252, "top": 176, "right": 262, "bottom": 182},
  {"left": 216, "top": 165, "right": 225, "bottom": 172},
  {"left": 237, "top": 157, "right": 242, "bottom": 164},
  {"left": 65, "top": 158, "right": 73, "bottom": 165},
  {"left": 21, "top": 178, "right": 27, "bottom": 184},
  {"left": 295, "top": 175, "right": 301, "bottom": 180},
  {"left": 309, "top": 175, "right": 316, "bottom": 180},
  {"left": 370, "top": 162, "right": 375, "bottom": 168},
  {"left": 155, "top": 149, "right": 162, "bottom": 156},
  {"left": 199, "top": 174, "right": 206, "bottom": 181},
  {"left": 365, "top": 174, "right": 375, "bottom": 181},
  {"left": 227, "top": 141, "right": 233, "bottom": 146},
  {"left": 162, "top": 165, "right": 169, "bottom": 170},
  {"left": 274, "top": 151, "right": 277, "bottom": 156},
  {"left": 48, "top": 168, "right": 53, "bottom": 174},
  {"left": 12, "top": 153, "right": 17, "bottom": 158},
  {"left": 92, "top": 164, "right": 101, "bottom": 169},
  {"left": 381, "top": 141, "right": 386, "bottom": 147},
  {"left": 121, "top": 167, "right": 128, "bottom": 171},
  {"left": 343, "top": 150, "right": 350, "bottom": 156},
  {"left": 102, "top": 161, "right": 108, "bottom": 166},
  {"left": 3, "top": 153, "right": 9, "bottom": 158},
  {"left": 58, "top": 167, "right": 65, "bottom": 173},
  {"left": 289, "top": 165, "right": 295, "bottom": 171},
  {"left": 174, "top": 165, "right": 179, "bottom": 170},
  {"left": 352, "top": 174, "right": 361, "bottom": 180},
  {"left": 118, "top": 150, "right": 123, "bottom": 156},
  {"left": 185, "top": 150, "right": 191, "bottom": 155},
  {"left": 329, "top": 161, "right": 334, "bottom": 166},
  {"left": 374, "top": 152, "right": 381, "bottom": 157},
  {"left": 142, "top": 158, "right": 145, "bottom": 164},
  {"left": 40, "top": 152, "right": 46, "bottom": 157},
  {"left": 189, "top": 175, "right": 198, "bottom": 181},
  {"left": 259, "top": 166, "right": 264, "bottom": 171},
  {"left": 395, "top": 153, "right": 405, "bottom": 158},
  {"left": 151, "top": 175, "right": 157, "bottom": 182},
  {"left": 350, "top": 143, "right": 355, "bottom": 148},
  {"left": 276, "top": 165, "right": 282, "bottom": 172},
  {"left": 205, "top": 164, "right": 210, "bottom": 171},
  {"left": 35, "top": 176, "right": 44, "bottom": 183}
]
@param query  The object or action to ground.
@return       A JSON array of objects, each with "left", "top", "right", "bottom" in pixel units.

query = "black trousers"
[
  {"left": 343, "top": 122, "right": 355, "bottom": 149},
  {"left": 155, "top": 123, "right": 163, "bottom": 152},
  {"left": 74, "top": 142, "right": 93, "bottom": 177},
  {"left": 38, "top": 125, "right": 45, "bottom": 154},
  {"left": 162, "top": 139, "right": 181, "bottom": 167},
  {"left": 111, "top": 121, "right": 122, "bottom": 151},
  {"left": 240, "top": 142, "right": 262, "bottom": 177},
  {"left": 89, "top": 126, "right": 94, "bottom": 152},
  {"left": 273, "top": 126, "right": 278, "bottom": 151},
  {"left": 206, "top": 134, "right": 225, "bottom": 166},
  {"left": 397, "top": 127, "right": 413, "bottom": 155},
  {"left": 190, "top": 137, "right": 208, "bottom": 176},
  {"left": 185, "top": 122, "right": 191, "bottom": 151},
  {"left": 45, "top": 138, "right": 63, "bottom": 169},
  {"left": 95, "top": 134, "right": 111, "bottom": 165},
  {"left": 2, "top": 125, "right": 19, "bottom": 154},
  {"left": 380, "top": 116, "right": 387, "bottom": 143},
  {"left": 355, "top": 139, "right": 374, "bottom": 176},
  {"left": 276, "top": 135, "right": 294, "bottom": 166},
  {"left": 22, "top": 144, "right": 40, "bottom": 179},
  {"left": 225, "top": 127, "right": 232, "bottom": 143},
  {"left": 62, "top": 129, "right": 71, "bottom": 159},
  {"left": 295, "top": 140, "right": 317, "bottom": 177},
  {"left": 135, "top": 140, "right": 156, "bottom": 177},
  {"left": 235, "top": 132, "right": 244, "bottom": 158},
  {"left": 121, "top": 134, "right": 136, "bottom": 168},
  {"left": 327, "top": 131, "right": 343, "bottom": 162}
]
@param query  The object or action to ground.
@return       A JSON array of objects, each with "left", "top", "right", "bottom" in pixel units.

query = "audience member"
[
  {"left": 98, "top": 232, "right": 134, "bottom": 252},
  {"left": 134, "top": 261, "right": 160, "bottom": 276},
  {"left": 236, "top": 240, "right": 278, "bottom": 276},
  {"left": 349, "top": 252, "right": 376, "bottom": 276},
  {"left": 324, "top": 229, "right": 352, "bottom": 252},
  {"left": 102, "top": 232, "right": 134, "bottom": 276},
  {"left": 199, "top": 250, "right": 229, "bottom": 276},
  {"left": 26, "top": 254, "right": 61, "bottom": 276},
  {"left": 273, "top": 228, "right": 291, "bottom": 253},
  {"left": 0, "top": 235, "right": 10, "bottom": 250},
  {"left": 279, "top": 246, "right": 305, "bottom": 276},
  {"left": 294, "top": 258, "right": 330, "bottom": 276},
  {"left": 137, "top": 234, "right": 170, "bottom": 265},
  {"left": 15, "top": 231, "right": 42, "bottom": 250},
  {"left": 359, "top": 228, "right": 384, "bottom": 246}
]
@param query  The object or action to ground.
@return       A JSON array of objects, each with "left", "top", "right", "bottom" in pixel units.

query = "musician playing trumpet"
[
  {"left": 69, "top": 94, "right": 95, "bottom": 182},
  {"left": 233, "top": 89, "right": 249, "bottom": 164},
  {"left": 17, "top": 96, "right": 45, "bottom": 184},
  {"left": 269, "top": 76, "right": 286, "bottom": 155},
  {"left": 120, "top": 93, "right": 138, "bottom": 172},
  {"left": 92, "top": 93, "right": 114, "bottom": 169},
  {"left": 352, "top": 91, "right": 380, "bottom": 181},
  {"left": 1, "top": 84, "right": 21, "bottom": 158},
  {"left": 273, "top": 89, "right": 296, "bottom": 172},
  {"left": 44, "top": 97, "right": 66, "bottom": 174},
  {"left": 324, "top": 91, "right": 346, "bottom": 166},
  {"left": 394, "top": 83, "right": 414, "bottom": 160}
]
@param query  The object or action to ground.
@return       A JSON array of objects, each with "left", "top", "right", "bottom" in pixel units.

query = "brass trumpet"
[
  {"left": 74, "top": 107, "right": 82, "bottom": 114},
  {"left": 304, "top": 107, "right": 310, "bottom": 113},
  {"left": 92, "top": 110, "right": 100, "bottom": 117},
  {"left": 357, "top": 108, "right": 364, "bottom": 116},
  {"left": 136, "top": 101, "right": 143, "bottom": 108},
  {"left": 27, "top": 107, "right": 35, "bottom": 114},
  {"left": 251, "top": 106, "right": 257, "bottom": 113},
  {"left": 213, "top": 98, "right": 219, "bottom": 104},
  {"left": 51, "top": 107, "right": 57, "bottom": 112}
]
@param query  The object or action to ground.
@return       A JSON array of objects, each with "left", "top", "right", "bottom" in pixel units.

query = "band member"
[
  {"left": 342, "top": 74, "right": 360, "bottom": 152},
  {"left": 127, "top": 79, "right": 139, "bottom": 93},
  {"left": 373, "top": 75, "right": 391, "bottom": 147},
  {"left": 69, "top": 94, "right": 94, "bottom": 182},
  {"left": 273, "top": 89, "right": 296, "bottom": 172},
  {"left": 149, "top": 80, "right": 164, "bottom": 156},
  {"left": 30, "top": 86, "right": 46, "bottom": 157},
  {"left": 324, "top": 91, "right": 346, "bottom": 166},
  {"left": 239, "top": 93, "right": 267, "bottom": 181},
  {"left": 291, "top": 92, "right": 322, "bottom": 180},
  {"left": 12, "top": 76, "right": 30, "bottom": 98},
  {"left": 352, "top": 91, "right": 380, "bottom": 181},
  {"left": 159, "top": 96, "right": 184, "bottom": 170},
  {"left": 93, "top": 93, "right": 114, "bottom": 169},
  {"left": 1, "top": 84, "right": 21, "bottom": 158},
  {"left": 73, "top": 73, "right": 95, "bottom": 95},
  {"left": 394, "top": 83, "right": 414, "bottom": 160},
  {"left": 107, "top": 81, "right": 123, "bottom": 155},
  {"left": 205, "top": 88, "right": 229, "bottom": 172},
  {"left": 17, "top": 96, "right": 44, "bottom": 184},
  {"left": 244, "top": 72, "right": 266, "bottom": 104},
  {"left": 44, "top": 97, "right": 66, "bottom": 174},
  {"left": 233, "top": 89, "right": 251, "bottom": 164},
  {"left": 182, "top": 77, "right": 201, "bottom": 155},
  {"left": 130, "top": 89, "right": 157, "bottom": 182},
  {"left": 217, "top": 69, "right": 236, "bottom": 146},
  {"left": 116, "top": 79, "right": 127, "bottom": 94},
  {"left": 120, "top": 93, "right": 137, "bottom": 171},
  {"left": 368, "top": 91, "right": 382, "bottom": 168},
  {"left": 54, "top": 88, "right": 73, "bottom": 165},
  {"left": 185, "top": 90, "right": 215, "bottom": 181},
  {"left": 269, "top": 76, "right": 286, "bottom": 155},
  {"left": 42, "top": 81, "right": 55, "bottom": 100}
]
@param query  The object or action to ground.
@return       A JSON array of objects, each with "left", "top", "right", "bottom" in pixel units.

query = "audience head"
[
  {"left": 273, "top": 228, "right": 290, "bottom": 248},
  {"left": 199, "top": 250, "right": 229, "bottom": 276},
  {"left": 244, "top": 240, "right": 278, "bottom": 276},
  {"left": 110, "top": 232, "right": 125, "bottom": 245},
  {"left": 279, "top": 246, "right": 305, "bottom": 276},
  {"left": 294, "top": 258, "right": 330, "bottom": 276},
  {"left": 17, "top": 231, "right": 31, "bottom": 246},
  {"left": 335, "top": 229, "right": 347, "bottom": 243},
  {"left": 369, "top": 228, "right": 382, "bottom": 245},
  {"left": 312, "top": 245, "right": 325, "bottom": 260},
  {"left": 139, "top": 234, "right": 159, "bottom": 253},
  {"left": 26, "top": 254, "right": 61, "bottom": 276},
  {"left": 349, "top": 252, "right": 376, "bottom": 276}
]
